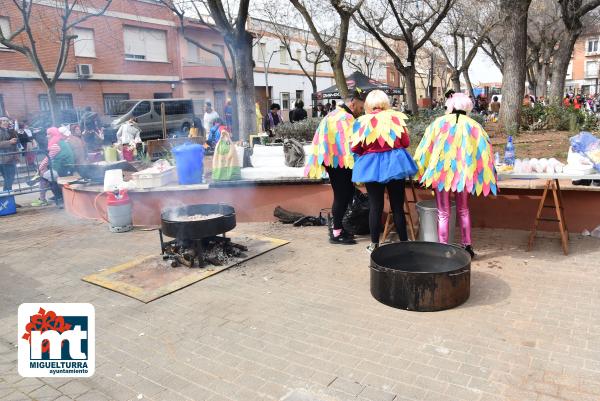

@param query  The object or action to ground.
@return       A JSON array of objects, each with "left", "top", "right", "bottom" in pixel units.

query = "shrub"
[
  {"left": 521, "top": 104, "right": 600, "bottom": 132},
  {"left": 405, "top": 108, "right": 446, "bottom": 143},
  {"left": 272, "top": 117, "right": 323, "bottom": 142},
  {"left": 470, "top": 113, "right": 487, "bottom": 127}
]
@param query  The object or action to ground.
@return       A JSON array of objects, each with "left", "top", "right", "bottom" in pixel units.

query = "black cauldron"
[
  {"left": 161, "top": 204, "right": 236, "bottom": 240},
  {"left": 370, "top": 242, "right": 471, "bottom": 312}
]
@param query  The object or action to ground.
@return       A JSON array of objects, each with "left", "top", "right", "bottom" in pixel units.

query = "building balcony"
[{"left": 182, "top": 62, "right": 231, "bottom": 80}]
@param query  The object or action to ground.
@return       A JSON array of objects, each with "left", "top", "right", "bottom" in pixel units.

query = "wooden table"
[{"left": 498, "top": 172, "right": 600, "bottom": 255}]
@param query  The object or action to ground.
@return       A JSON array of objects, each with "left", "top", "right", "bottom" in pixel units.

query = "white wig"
[{"left": 445, "top": 92, "right": 473, "bottom": 113}]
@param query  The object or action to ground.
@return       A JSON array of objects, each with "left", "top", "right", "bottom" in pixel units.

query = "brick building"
[
  {"left": 565, "top": 29, "right": 600, "bottom": 95},
  {"left": 178, "top": 19, "right": 233, "bottom": 119},
  {"left": 0, "top": 0, "right": 184, "bottom": 121}
]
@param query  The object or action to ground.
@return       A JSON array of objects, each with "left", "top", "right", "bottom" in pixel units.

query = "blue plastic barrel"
[{"left": 172, "top": 143, "right": 204, "bottom": 185}]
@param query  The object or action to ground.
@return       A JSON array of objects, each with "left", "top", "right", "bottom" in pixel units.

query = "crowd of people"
[
  {"left": 305, "top": 88, "right": 497, "bottom": 257},
  {"left": 0, "top": 106, "right": 147, "bottom": 208},
  {"left": 561, "top": 93, "right": 600, "bottom": 112}
]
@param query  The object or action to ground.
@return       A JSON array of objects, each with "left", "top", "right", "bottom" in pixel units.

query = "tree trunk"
[
  {"left": 538, "top": 63, "right": 549, "bottom": 98},
  {"left": 311, "top": 78, "right": 318, "bottom": 117},
  {"left": 404, "top": 66, "right": 419, "bottom": 113},
  {"left": 230, "top": 88, "right": 240, "bottom": 140},
  {"left": 499, "top": 0, "right": 532, "bottom": 133},
  {"left": 463, "top": 70, "right": 475, "bottom": 98},
  {"left": 232, "top": 35, "right": 257, "bottom": 140},
  {"left": 527, "top": 67, "right": 536, "bottom": 97},
  {"left": 450, "top": 71, "right": 461, "bottom": 93},
  {"left": 47, "top": 84, "right": 59, "bottom": 126},
  {"left": 332, "top": 62, "right": 348, "bottom": 99},
  {"left": 549, "top": 33, "right": 578, "bottom": 105}
]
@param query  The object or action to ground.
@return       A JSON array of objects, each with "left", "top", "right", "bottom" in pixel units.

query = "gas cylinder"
[{"left": 106, "top": 189, "right": 133, "bottom": 233}]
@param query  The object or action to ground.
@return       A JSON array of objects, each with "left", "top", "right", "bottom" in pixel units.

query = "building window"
[
  {"left": 295, "top": 49, "right": 302, "bottom": 61},
  {"left": 587, "top": 39, "right": 599, "bottom": 54},
  {"left": 295, "top": 90, "right": 304, "bottom": 104},
  {"left": 567, "top": 61, "right": 573, "bottom": 79},
  {"left": 103, "top": 93, "right": 129, "bottom": 114},
  {"left": 586, "top": 61, "right": 599, "bottom": 78},
  {"left": 39, "top": 94, "right": 74, "bottom": 111},
  {"left": 0, "top": 95, "right": 4, "bottom": 116},
  {"left": 186, "top": 40, "right": 201, "bottom": 63},
  {"left": 123, "top": 26, "right": 167, "bottom": 62},
  {"left": 258, "top": 42, "right": 266, "bottom": 63},
  {"left": 212, "top": 44, "right": 224, "bottom": 63},
  {"left": 73, "top": 28, "right": 96, "bottom": 57},
  {"left": 0, "top": 17, "right": 10, "bottom": 49},
  {"left": 281, "top": 92, "right": 290, "bottom": 109},
  {"left": 280, "top": 46, "right": 287, "bottom": 64}
]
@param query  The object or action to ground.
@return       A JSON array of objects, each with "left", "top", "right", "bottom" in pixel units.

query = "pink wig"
[
  {"left": 46, "top": 126, "right": 65, "bottom": 148},
  {"left": 445, "top": 93, "right": 473, "bottom": 113}
]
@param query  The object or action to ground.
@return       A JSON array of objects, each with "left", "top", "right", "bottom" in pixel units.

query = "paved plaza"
[{"left": 1, "top": 206, "right": 600, "bottom": 401}]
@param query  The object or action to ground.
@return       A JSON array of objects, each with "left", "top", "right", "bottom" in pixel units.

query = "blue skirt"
[{"left": 352, "top": 148, "right": 418, "bottom": 183}]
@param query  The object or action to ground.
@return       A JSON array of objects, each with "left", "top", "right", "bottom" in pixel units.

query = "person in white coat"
[{"left": 116, "top": 118, "right": 141, "bottom": 146}]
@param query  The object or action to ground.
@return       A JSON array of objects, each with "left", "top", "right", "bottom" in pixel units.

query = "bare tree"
[
  {"left": 0, "top": 0, "right": 112, "bottom": 124},
  {"left": 433, "top": 55, "right": 452, "bottom": 96},
  {"left": 429, "top": 1, "right": 498, "bottom": 96},
  {"left": 345, "top": 34, "right": 385, "bottom": 78},
  {"left": 548, "top": 0, "right": 600, "bottom": 104},
  {"left": 205, "top": 0, "right": 259, "bottom": 139},
  {"left": 480, "top": 32, "right": 505, "bottom": 72},
  {"left": 356, "top": 0, "right": 454, "bottom": 113},
  {"left": 160, "top": 0, "right": 242, "bottom": 134},
  {"left": 261, "top": 6, "right": 329, "bottom": 102},
  {"left": 290, "top": 0, "right": 365, "bottom": 98},
  {"left": 526, "top": 0, "right": 564, "bottom": 98},
  {"left": 498, "top": 0, "right": 532, "bottom": 133}
]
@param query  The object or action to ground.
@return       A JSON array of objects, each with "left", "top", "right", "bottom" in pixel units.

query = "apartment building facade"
[
  {"left": 565, "top": 29, "right": 600, "bottom": 95},
  {"left": 0, "top": 2, "right": 391, "bottom": 123},
  {"left": 0, "top": 0, "right": 186, "bottom": 121},
  {"left": 248, "top": 18, "right": 388, "bottom": 119}
]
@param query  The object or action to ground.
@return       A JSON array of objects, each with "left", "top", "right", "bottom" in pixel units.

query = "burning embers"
[
  {"left": 160, "top": 236, "right": 247, "bottom": 268},
  {"left": 159, "top": 204, "right": 246, "bottom": 268}
]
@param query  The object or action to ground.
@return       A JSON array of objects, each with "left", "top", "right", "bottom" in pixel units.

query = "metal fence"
[{"left": 0, "top": 149, "right": 53, "bottom": 197}]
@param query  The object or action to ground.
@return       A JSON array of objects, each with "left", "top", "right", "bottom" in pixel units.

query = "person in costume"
[
  {"left": 413, "top": 92, "right": 497, "bottom": 257},
  {"left": 255, "top": 102, "right": 263, "bottom": 134},
  {"left": 351, "top": 90, "right": 418, "bottom": 253},
  {"left": 305, "top": 88, "right": 366, "bottom": 245}
]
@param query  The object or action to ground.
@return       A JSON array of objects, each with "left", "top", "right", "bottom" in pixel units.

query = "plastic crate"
[
  {"left": 0, "top": 193, "right": 16, "bottom": 216},
  {"left": 132, "top": 166, "right": 177, "bottom": 188}
]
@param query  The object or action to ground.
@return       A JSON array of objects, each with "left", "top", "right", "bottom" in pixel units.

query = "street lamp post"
[{"left": 263, "top": 49, "right": 280, "bottom": 129}]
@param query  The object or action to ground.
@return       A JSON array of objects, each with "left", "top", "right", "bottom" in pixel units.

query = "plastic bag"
[
  {"left": 212, "top": 130, "right": 241, "bottom": 181},
  {"left": 342, "top": 189, "right": 370, "bottom": 235},
  {"left": 570, "top": 132, "right": 600, "bottom": 171}
]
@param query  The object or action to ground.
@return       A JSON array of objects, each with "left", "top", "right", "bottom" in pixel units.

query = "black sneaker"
[
  {"left": 329, "top": 228, "right": 355, "bottom": 240},
  {"left": 464, "top": 245, "right": 475, "bottom": 258},
  {"left": 329, "top": 231, "right": 357, "bottom": 245}
]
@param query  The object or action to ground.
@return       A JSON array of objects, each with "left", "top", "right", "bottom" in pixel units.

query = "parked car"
[{"left": 109, "top": 99, "right": 195, "bottom": 140}]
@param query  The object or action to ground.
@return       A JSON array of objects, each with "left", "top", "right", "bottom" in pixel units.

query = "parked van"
[{"left": 110, "top": 99, "right": 195, "bottom": 140}]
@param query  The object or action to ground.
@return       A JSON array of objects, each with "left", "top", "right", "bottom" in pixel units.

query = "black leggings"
[
  {"left": 325, "top": 166, "right": 354, "bottom": 230},
  {"left": 365, "top": 180, "right": 407, "bottom": 243}
]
